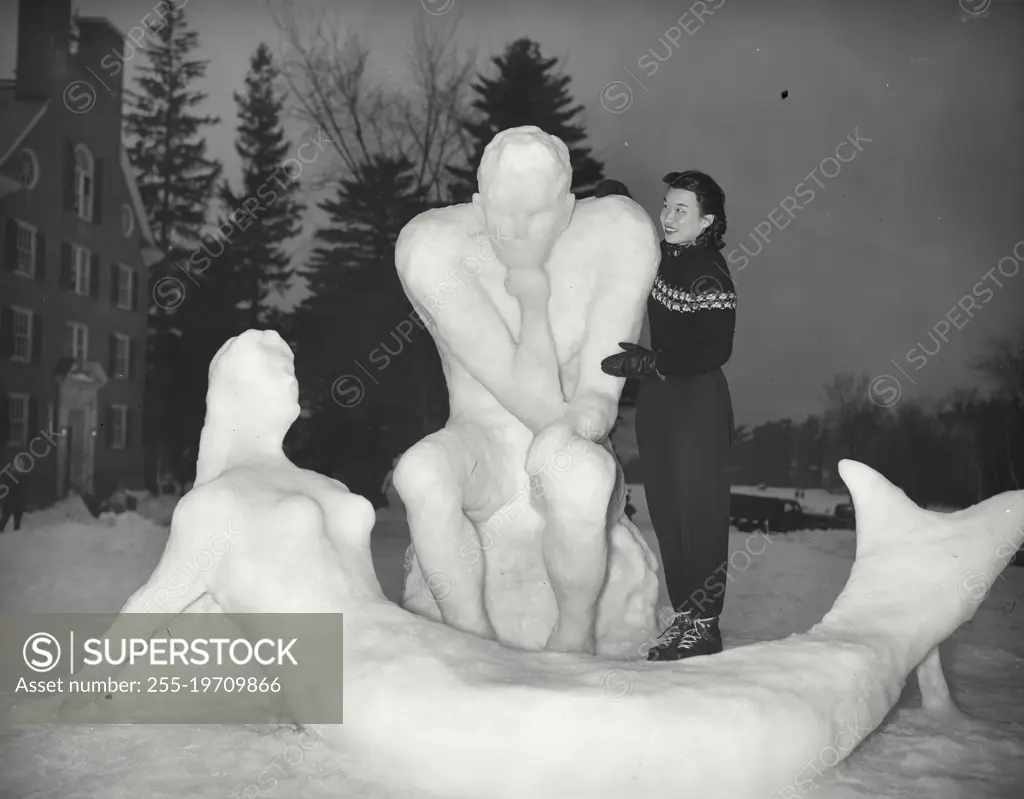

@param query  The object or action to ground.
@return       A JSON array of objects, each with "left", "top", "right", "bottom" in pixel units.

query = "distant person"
[
  {"left": 594, "top": 178, "right": 633, "bottom": 199},
  {"left": 601, "top": 170, "right": 736, "bottom": 661},
  {"left": 0, "top": 474, "right": 27, "bottom": 533}
]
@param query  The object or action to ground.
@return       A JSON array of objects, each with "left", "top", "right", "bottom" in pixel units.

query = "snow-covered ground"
[{"left": 1, "top": 489, "right": 1022, "bottom": 798}]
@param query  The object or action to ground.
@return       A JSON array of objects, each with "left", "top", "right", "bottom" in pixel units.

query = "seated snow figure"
[
  {"left": 392, "top": 125, "right": 663, "bottom": 655},
  {"left": 30, "top": 331, "right": 1024, "bottom": 799}
]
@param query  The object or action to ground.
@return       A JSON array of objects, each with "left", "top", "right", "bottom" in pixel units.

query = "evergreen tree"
[
  {"left": 124, "top": 6, "right": 221, "bottom": 250},
  {"left": 292, "top": 155, "right": 445, "bottom": 498},
  {"left": 449, "top": 38, "right": 605, "bottom": 201},
  {"left": 218, "top": 43, "right": 303, "bottom": 329},
  {"left": 122, "top": 4, "right": 221, "bottom": 487}
]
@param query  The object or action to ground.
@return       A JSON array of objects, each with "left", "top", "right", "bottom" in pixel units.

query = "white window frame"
[
  {"left": 14, "top": 220, "right": 36, "bottom": 277},
  {"left": 67, "top": 321, "right": 88, "bottom": 362},
  {"left": 7, "top": 393, "right": 29, "bottom": 447},
  {"left": 113, "top": 333, "right": 131, "bottom": 378},
  {"left": 122, "top": 204, "right": 134, "bottom": 237},
  {"left": 10, "top": 306, "right": 33, "bottom": 363},
  {"left": 74, "top": 144, "right": 95, "bottom": 222},
  {"left": 20, "top": 148, "right": 40, "bottom": 190},
  {"left": 116, "top": 264, "right": 134, "bottom": 310},
  {"left": 73, "top": 245, "right": 91, "bottom": 295},
  {"left": 110, "top": 404, "right": 128, "bottom": 450}
]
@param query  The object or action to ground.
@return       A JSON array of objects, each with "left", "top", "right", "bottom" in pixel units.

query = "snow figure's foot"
[{"left": 544, "top": 621, "right": 596, "bottom": 654}]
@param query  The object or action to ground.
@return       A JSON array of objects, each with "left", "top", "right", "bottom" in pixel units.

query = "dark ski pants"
[{"left": 636, "top": 368, "right": 734, "bottom": 620}]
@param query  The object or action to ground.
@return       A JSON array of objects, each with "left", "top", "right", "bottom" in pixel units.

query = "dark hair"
[
  {"left": 594, "top": 179, "right": 633, "bottom": 200},
  {"left": 662, "top": 170, "right": 727, "bottom": 250}
]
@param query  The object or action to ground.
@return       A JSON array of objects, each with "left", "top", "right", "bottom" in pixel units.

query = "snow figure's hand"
[{"left": 504, "top": 266, "right": 550, "bottom": 301}]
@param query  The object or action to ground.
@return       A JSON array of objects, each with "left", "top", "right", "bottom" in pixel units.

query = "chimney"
[
  {"left": 75, "top": 17, "right": 126, "bottom": 123},
  {"left": 15, "top": 0, "right": 73, "bottom": 100}
]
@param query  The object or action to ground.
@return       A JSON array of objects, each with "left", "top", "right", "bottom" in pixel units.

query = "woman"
[{"left": 601, "top": 170, "right": 736, "bottom": 661}]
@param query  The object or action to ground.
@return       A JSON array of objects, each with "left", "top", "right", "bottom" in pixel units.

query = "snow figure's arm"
[
  {"left": 505, "top": 266, "right": 566, "bottom": 422},
  {"left": 397, "top": 223, "right": 565, "bottom": 434},
  {"left": 567, "top": 202, "right": 660, "bottom": 441},
  {"left": 53, "top": 487, "right": 219, "bottom": 718}
]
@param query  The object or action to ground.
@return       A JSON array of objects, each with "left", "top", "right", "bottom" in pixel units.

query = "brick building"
[{"left": 0, "top": 0, "right": 161, "bottom": 508}]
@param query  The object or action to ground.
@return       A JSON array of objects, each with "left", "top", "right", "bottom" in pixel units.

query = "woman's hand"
[{"left": 600, "top": 342, "right": 664, "bottom": 379}]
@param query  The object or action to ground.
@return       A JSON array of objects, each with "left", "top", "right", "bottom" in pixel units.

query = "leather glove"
[{"left": 600, "top": 342, "right": 665, "bottom": 379}]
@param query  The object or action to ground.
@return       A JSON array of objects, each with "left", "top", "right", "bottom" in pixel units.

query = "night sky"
[{"left": 4, "top": 0, "right": 1021, "bottom": 425}]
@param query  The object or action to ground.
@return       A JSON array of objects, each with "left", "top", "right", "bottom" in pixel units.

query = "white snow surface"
[{"left": 1, "top": 488, "right": 1023, "bottom": 798}]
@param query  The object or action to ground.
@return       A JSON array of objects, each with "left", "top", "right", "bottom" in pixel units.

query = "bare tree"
[
  {"left": 269, "top": 2, "right": 475, "bottom": 201},
  {"left": 939, "top": 388, "right": 987, "bottom": 501},
  {"left": 972, "top": 322, "right": 1024, "bottom": 408},
  {"left": 972, "top": 324, "right": 1024, "bottom": 490},
  {"left": 819, "top": 373, "right": 883, "bottom": 461}
]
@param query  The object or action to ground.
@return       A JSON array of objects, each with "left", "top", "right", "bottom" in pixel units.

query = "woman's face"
[{"left": 660, "top": 188, "right": 713, "bottom": 244}]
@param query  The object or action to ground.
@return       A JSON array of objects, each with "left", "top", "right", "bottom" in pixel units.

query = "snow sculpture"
[
  {"left": 33, "top": 330, "right": 1024, "bottom": 799},
  {"left": 393, "top": 125, "right": 663, "bottom": 655}
]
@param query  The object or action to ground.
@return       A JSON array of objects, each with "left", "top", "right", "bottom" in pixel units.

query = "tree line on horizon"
[
  {"left": 724, "top": 366, "right": 1022, "bottom": 507},
  {"left": 120, "top": 5, "right": 1021, "bottom": 508}
]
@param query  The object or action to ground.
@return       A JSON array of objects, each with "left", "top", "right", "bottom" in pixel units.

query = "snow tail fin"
[{"left": 819, "top": 460, "right": 1024, "bottom": 679}]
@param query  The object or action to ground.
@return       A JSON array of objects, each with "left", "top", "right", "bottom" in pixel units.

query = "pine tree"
[
  {"left": 303, "top": 155, "right": 426, "bottom": 300},
  {"left": 449, "top": 38, "right": 605, "bottom": 201},
  {"left": 218, "top": 43, "right": 303, "bottom": 329},
  {"left": 292, "top": 155, "right": 445, "bottom": 497},
  {"left": 122, "top": 3, "right": 221, "bottom": 487},
  {"left": 124, "top": 6, "right": 221, "bottom": 250}
]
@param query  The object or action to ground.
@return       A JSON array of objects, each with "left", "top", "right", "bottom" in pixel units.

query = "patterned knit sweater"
[{"left": 647, "top": 239, "right": 737, "bottom": 376}]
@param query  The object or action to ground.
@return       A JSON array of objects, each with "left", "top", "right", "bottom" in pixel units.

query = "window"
[
  {"left": 110, "top": 404, "right": 127, "bottom": 450},
  {"left": 74, "top": 145, "right": 94, "bottom": 221},
  {"left": 116, "top": 264, "right": 134, "bottom": 309},
  {"left": 20, "top": 148, "right": 39, "bottom": 190},
  {"left": 67, "top": 321, "right": 88, "bottom": 362},
  {"left": 73, "top": 246, "right": 91, "bottom": 295},
  {"left": 113, "top": 334, "right": 131, "bottom": 378},
  {"left": 122, "top": 204, "right": 134, "bottom": 237},
  {"left": 10, "top": 307, "right": 33, "bottom": 362},
  {"left": 7, "top": 394, "right": 29, "bottom": 447},
  {"left": 14, "top": 221, "right": 36, "bottom": 277}
]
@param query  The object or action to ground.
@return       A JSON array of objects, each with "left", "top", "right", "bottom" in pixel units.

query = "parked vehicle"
[
  {"left": 730, "top": 493, "right": 805, "bottom": 533},
  {"left": 834, "top": 502, "right": 855, "bottom": 523}
]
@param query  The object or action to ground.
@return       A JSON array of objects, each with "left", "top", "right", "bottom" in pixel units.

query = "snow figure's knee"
[
  {"left": 532, "top": 431, "right": 615, "bottom": 511},
  {"left": 339, "top": 492, "right": 376, "bottom": 542}
]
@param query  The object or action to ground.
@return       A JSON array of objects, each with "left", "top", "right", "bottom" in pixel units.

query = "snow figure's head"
[
  {"left": 473, "top": 126, "right": 575, "bottom": 270},
  {"left": 194, "top": 330, "right": 300, "bottom": 484}
]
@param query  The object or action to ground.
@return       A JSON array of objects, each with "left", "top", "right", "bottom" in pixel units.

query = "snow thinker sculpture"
[
  {"left": 393, "top": 126, "right": 663, "bottom": 656},
  {"left": 30, "top": 328, "right": 1024, "bottom": 799}
]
